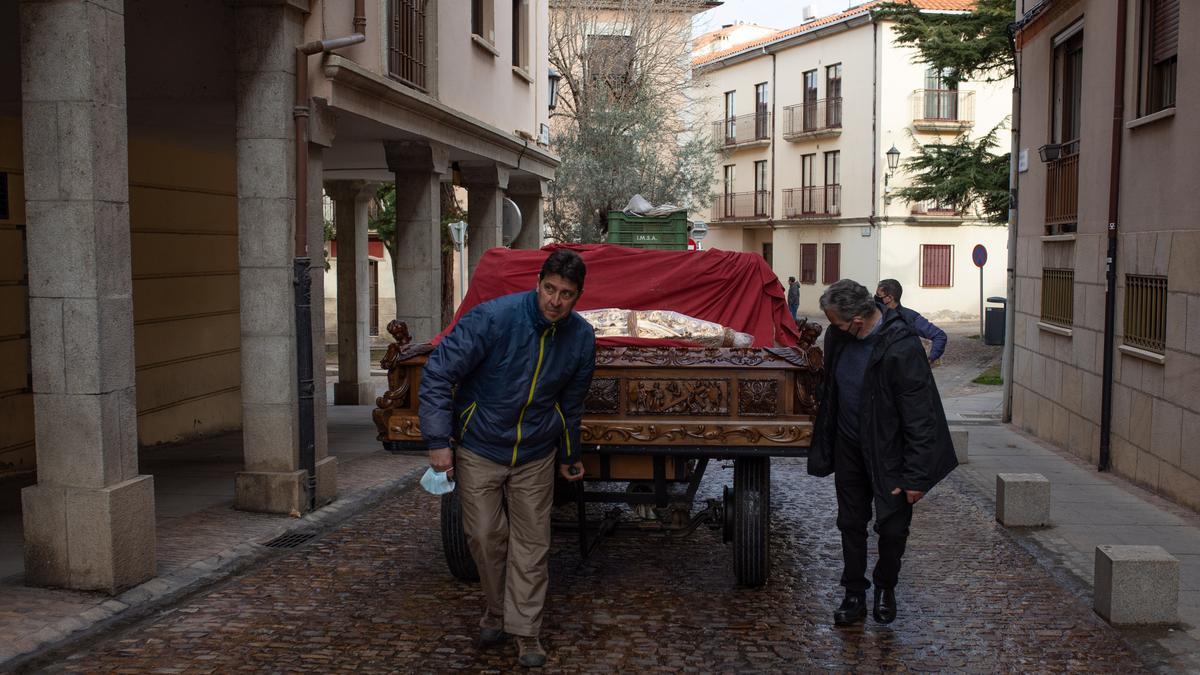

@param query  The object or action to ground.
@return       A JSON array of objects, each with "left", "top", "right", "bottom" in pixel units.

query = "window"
[
  {"left": 803, "top": 69, "right": 818, "bottom": 130},
  {"left": 1040, "top": 268, "right": 1074, "bottom": 326},
  {"left": 471, "top": 0, "right": 494, "bottom": 43},
  {"left": 799, "top": 244, "right": 818, "bottom": 284},
  {"left": 762, "top": 243, "right": 773, "bottom": 266},
  {"left": 0, "top": 172, "right": 8, "bottom": 221},
  {"left": 511, "top": 0, "right": 528, "bottom": 70},
  {"left": 369, "top": 260, "right": 380, "bottom": 336},
  {"left": 722, "top": 164, "right": 735, "bottom": 218},
  {"left": 724, "top": 90, "right": 736, "bottom": 142},
  {"left": 388, "top": 0, "right": 429, "bottom": 90},
  {"left": 923, "top": 67, "right": 958, "bottom": 120},
  {"left": 825, "top": 63, "right": 842, "bottom": 127},
  {"left": 1124, "top": 275, "right": 1167, "bottom": 353},
  {"left": 822, "top": 244, "right": 841, "bottom": 285},
  {"left": 800, "top": 153, "right": 815, "bottom": 214},
  {"left": 1052, "top": 27, "right": 1083, "bottom": 146},
  {"left": 1141, "top": 0, "right": 1178, "bottom": 114},
  {"left": 723, "top": 164, "right": 735, "bottom": 194},
  {"left": 824, "top": 150, "right": 840, "bottom": 215},
  {"left": 920, "top": 244, "right": 953, "bottom": 287},
  {"left": 754, "top": 82, "right": 770, "bottom": 139},
  {"left": 754, "top": 160, "right": 768, "bottom": 216}
]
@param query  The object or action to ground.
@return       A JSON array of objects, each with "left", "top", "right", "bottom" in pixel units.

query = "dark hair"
[
  {"left": 877, "top": 278, "right": 903, "bottom": 303},
  {"left": 540, "top": 248, "right": 586, "bottom": 290},
  {"left": 819, "top": 279, "right": 876, "bottom": 322},
  {"left": 788, "top": 276, "right": 796, "bottom": 283}
]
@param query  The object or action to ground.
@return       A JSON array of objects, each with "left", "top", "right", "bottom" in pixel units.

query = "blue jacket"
[
  {"left": 896, "top": 305, "right": 947, "bottom": 361},
  {"left": 419, "top": 290, "right": 596, "bottom": 467}
]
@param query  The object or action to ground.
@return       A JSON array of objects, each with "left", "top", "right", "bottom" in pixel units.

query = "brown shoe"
[
  {"left": 480, "top": 612, "right": 505, "bottom": 646},
  {"left": 516, "top": 636, "right": 546, "bottom": 668}
]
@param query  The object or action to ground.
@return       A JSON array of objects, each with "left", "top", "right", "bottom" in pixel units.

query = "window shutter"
[
  {"left": 921, "top": 244, "right": 952, "bottom": 287},
  {"left": 0, "top": 172, "right": 8, "bottom": 221},
  {"left": 1153, "top": 0, "right": 1179, "bottom": 64},
  {"left": 800, "top": 244, "right": 817, "bottom": 284},
  {"left": 822, "top": 243, "right": 840, "bottom": 284}
]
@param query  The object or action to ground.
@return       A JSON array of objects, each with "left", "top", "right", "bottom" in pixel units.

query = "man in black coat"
[{"left": 808, "top": 279, "right": 957, "bottom": 626}]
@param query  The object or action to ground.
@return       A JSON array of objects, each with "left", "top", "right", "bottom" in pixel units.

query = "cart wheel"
[
  {"left": 440, "top": 490, "right": 480, "bottom": 582},
  {"left": 732, "top": 457, "right": 770, "bottom": 588}
]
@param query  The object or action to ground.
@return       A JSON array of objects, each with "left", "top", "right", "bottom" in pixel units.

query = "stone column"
[
  {"left": 508, "top": 176, "right": 547, "bottom": 250},
  {"left": 19, "top": 0, "right": 155, "bottom": 592},
  {"left": 385, "top": 141, "right": 448, "bottom": 341},
  {"left": 326, "top": 180, "right": 375, "bottom": 406},
  {"left": 461, "top": 164, "right": 509, "bottom": 279},
  {"left": 232, "top": 0, "right": 308, "bottom": 514}
]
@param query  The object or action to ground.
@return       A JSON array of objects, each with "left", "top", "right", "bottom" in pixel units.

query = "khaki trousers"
[{"left": 456, "top": 446, "right": 556, "bottom": 637}]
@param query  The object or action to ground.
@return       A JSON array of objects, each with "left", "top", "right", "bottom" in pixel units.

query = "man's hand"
[
  {"left": 559, "top": 461, "right": 585, "bottom": 482},
  {"left": 891, "top": 487, "right": 925, "bottom": 504},
  {"left": 429, "top": 447, "right": 454, "bottom": 479}
]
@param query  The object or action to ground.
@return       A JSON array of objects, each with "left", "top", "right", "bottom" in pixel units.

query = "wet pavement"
[{"left": 41, "top": 458, "right": 1145, "bottom": 672}]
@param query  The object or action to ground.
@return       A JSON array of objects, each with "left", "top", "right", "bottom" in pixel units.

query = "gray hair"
[{"left": 819, "top": 279, "right": 876, "bottom": 322}]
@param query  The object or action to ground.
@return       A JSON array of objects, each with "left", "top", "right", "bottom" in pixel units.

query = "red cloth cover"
[{"left": 435, "top": 244, "right": 800, "bottom": 348}]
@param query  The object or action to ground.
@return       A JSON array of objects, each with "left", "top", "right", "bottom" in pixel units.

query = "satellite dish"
[{"left": 502, "top": 197, "right": 523, "bottom": 247}]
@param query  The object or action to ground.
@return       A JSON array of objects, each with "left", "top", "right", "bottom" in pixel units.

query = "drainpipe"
[
  {"left": 869, "top": 20, "right": 879, "bottom": 230},
  {"left": 293, "top": 13, "right": 367, "bottom": 510},
  {"left": 1099, "top": 0, "right": 1129, "bottom": 472},
  {"left": 767, "top": 47, "right": 776, "bottom": 239},
  {"left": 1001, "top": 27, "right": 1022, "bottom": 422}
]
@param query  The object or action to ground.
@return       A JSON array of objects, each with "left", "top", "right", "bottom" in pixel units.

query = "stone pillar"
[
  {"left": 232, "top": 0, "right": 308, "bottom": 514},
  {"left": 508, "top": 176, "right": 547, "bottom": 250},
  {"left": 384, "top": 141, "right": 448, "bottom": 341},
  {"left": 327, "top": 180, "right": 375, "bottom": 406},
  {"left": 307, "top": 105, "right": 337, "bottom": 505},
  {"left": 18, "top": 0, "right": 155, "bottom": 592},
  {"left": 461, "top": 164, "right": 509, "bottom": 278}
]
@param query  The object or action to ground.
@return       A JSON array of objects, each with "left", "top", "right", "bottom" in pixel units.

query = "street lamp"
[
  {"left": 1038, "top": 143, "right": 1062, "bottom": 163},
  {"left": 886, "top": 145, "right": 901, "bottom": 173},
  {"left": 548, "top": 68, "right": 561, "bottom": 111}
]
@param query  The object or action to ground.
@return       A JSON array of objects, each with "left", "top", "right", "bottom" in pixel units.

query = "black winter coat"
[{"left": 807, "top": 307, "right": 957, "bottom": 497}]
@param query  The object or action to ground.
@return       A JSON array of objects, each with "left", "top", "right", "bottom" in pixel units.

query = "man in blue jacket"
[
  {"left": 875, "top": 279, "right": 947, "bottom": 365},
  {"left": 419, "top": 248, "right": 594, "bottom": 668}
]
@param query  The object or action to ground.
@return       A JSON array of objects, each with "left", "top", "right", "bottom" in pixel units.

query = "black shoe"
[
  {"left": 873, "top": 588, "right": 897, "bottom": 624},
  {"left": 833, "top": 592, "right": 867, "bottom": 626}
]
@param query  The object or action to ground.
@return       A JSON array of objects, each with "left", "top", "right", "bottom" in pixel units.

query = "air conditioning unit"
[{"left": 802, "top": 6, "right": 815, "bottom": 22}]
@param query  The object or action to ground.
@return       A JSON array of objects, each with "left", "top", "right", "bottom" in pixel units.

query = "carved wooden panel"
[
  {"left": 581, "top": 421, "right": 810, "bottom": 446},
  {"left": 585, "top": 377, "right": 620, "bottom": 415},
  {"left": 596, "top": 347, "right": 768, "bottom": 368},
  {"left": 627, "top": 379, "right": 729, "bottom": 416},
  {"left": 738, "top": 379, "right": 780, "bottom": 417}
]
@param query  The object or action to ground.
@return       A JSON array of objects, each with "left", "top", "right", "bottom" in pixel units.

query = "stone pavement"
[
  {"left": 0, "top": 398, "right": 427, "bottom": 670},
  {"left": 39, "top": 458, "right": 1146, "bottom": 672}
]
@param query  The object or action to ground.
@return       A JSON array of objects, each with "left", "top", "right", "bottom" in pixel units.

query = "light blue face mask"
[{"left": 420, "top": 467, "right": 455, "bottom": 495}]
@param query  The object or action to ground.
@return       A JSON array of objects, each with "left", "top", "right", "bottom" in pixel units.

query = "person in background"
[
  {"left": 420, "top": 249, "right": 594, "bottom": 668},
  {"left": 787, "top": 276, "right": 801, "bottom": 321},
  {"left": 875, "top": 279, "right": 947, "bottom": 365}
]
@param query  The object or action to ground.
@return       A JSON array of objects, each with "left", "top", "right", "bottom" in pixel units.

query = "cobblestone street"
[{"left": 42, "top": 458, "right": 1145, "bottom": 672}]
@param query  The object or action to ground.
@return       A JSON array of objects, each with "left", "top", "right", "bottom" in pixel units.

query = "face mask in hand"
[{"left": 420, "top": 467, "right": 455, "bottom": 495}]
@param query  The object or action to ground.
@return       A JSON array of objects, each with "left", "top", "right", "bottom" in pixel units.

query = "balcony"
[
  {"left": 1045, "top": 140, "right": 1079, "bottom": 233},
  {"left": 910, "top": 200, "right": 959, "bottom": 217},
  {"left": 782, "top": 98, "right": 842, "bottom": 141},
  {"left": 782, "top": 186, "right": 841, "bottom": 219},
  {"left": 911, "top": 89, "right": 974, "bottom": 131},
  {"left": 387, "top": 0, "right": 429, "bottom": 91},
  {"left": 712, "top": 113, "right": 772, "bottom": 150},
  {"left": 712, "top": 190, "right": 772, "bottom": 222}
]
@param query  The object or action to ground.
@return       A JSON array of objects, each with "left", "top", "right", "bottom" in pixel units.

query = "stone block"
[
  {"left": 235, "top": 469, "right": 306, "bottom": 514},
  {"left": 19, "top": 1, "right": 91, "bottom": 103},
  {"left": 235, "top": 138, "right": 292, "bottom": 199},
  {"left": 995, "top": 473, "right": 1050, "bottom": 527},
  {"left": 1094, "top": 545, "right": 1179, "bottom": 625},
  {"left": 63, "top": 296, "right": 136, "bottom": 394},
  {"left": 239, "top": 267, "right": 295, "bottom": 337},
  {"left": 240, "top": 335, "right": 296, "bottom": 406},
  {"left": 21, "top": 483, "right": 70, "bottom": 586},
  {"left": 949, "top": 428, "right": 968, "bottom": 464},
  {"left": 315, "top": 456, "right": 338, "bottom": 506},
  {"left": 24, "top": 200, "right": 99, "bottom": 298},
  {"left": 237, "top": 197, "right": 294, "bottom": 267},
  {"left": 235, "top": 70, "right": 294, "bottom": 140},
  {"left": 242, "top": 401, "right": 299, "bottom": 472}
]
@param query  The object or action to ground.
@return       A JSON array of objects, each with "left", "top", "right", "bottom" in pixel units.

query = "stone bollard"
[
  {"left": 995, "top": 473, "right": 1050, "bottom": 526},
  {"left": 949, "top": 428, "right": 969, "bottom": 464},
  {"left": 1094, "top": 545, "right": 1179, "bottom": 625}
]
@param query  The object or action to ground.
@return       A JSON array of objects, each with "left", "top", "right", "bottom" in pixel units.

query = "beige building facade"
[
  {"left": 693, "top": 1, "right": 1010, "bottom": 319},
  {"left": 0, "top": 0, "right": 555, "bottom": 592},
  {"left": 1010, "top": 0, "right": 1199, "bottom": 511}
]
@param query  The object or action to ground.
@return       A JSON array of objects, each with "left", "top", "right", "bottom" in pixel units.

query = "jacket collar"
[{"left": 523, "top": 289, "right": 557, "bottom": 332}]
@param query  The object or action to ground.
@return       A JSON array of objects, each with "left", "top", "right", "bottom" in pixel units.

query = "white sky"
[{"left": 692, "top": 0, "right": 866, "bottom": 37}]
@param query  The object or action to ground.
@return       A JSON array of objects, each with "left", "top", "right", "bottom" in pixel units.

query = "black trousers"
[{"left": 834, "top": 433, "right": 913, "bottom": 593}]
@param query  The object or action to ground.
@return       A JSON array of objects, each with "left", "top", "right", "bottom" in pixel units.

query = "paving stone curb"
[{"left": 2, "top": 465, "right": 425, "bottom": 673}]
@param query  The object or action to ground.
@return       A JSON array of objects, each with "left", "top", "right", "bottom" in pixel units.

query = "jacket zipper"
[
  {"left": 459, "top": 401, "right": 478, "bottom": 439},
  {"left": 512, "top": 326, "right": 551, "bottom": 466},
  {"left": 554, "top": 403, "right": 571, "bottom": 460}
]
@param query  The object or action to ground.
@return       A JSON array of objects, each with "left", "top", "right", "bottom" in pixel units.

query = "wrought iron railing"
[
  {"left": 782, "top": 185, "right": 841, "bottom": 218},
  {"left": 388, "top": 0, "right": 428, "bottom": 91},
  {"left": 712, "top": 112, "right": 772, "bottom": 147},
  {"left": 1045, "top": 140, "right": 1080, "bottom": 231},
  {"left": 911, "top": 89, "right": 975, "bottom": 125},
  {"left": 782, "top": 98, "right": 842, "bottom": 138},
  {"left": 1124, "top": 275, "right": 1167, "bottom": 352},
  {"left": 712, "top": 190, "right": 772, "bottom": 221}
]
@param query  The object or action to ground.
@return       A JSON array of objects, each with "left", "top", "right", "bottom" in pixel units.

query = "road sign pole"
[
  {"left": 971, "top": 244, "right": 988, "bottom": 339},
  {"left": 980, "top": 266, "right": 984, "bottom": 339}
]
